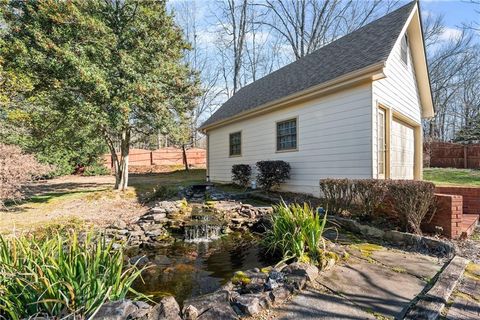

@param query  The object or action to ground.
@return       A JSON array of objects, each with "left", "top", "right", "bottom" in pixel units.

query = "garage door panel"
[{"left": 391, "top": 118, "right": 414, "bottom": 179}]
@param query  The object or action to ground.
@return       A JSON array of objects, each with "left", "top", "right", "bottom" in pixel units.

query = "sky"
[{"left": 421, "top": 0, "right": 478, "bottom": 28}]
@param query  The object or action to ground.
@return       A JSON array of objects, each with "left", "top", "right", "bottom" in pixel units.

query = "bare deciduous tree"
[{"left": 255, "top": 0, "right": 396, "bottom": 60}]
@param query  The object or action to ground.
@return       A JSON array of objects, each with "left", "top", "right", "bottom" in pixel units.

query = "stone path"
[
  {"left": 251, "top": 240, "right": 444, "bottom": 320},
  {"left": 446, "top": 262, "right": 480, "bottom": 320}
]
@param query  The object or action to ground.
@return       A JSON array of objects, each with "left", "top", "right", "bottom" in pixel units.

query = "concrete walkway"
[
  {"left": 251, "top": 238, "right": 444, "bottom": 320},
  {"left": 446, "top": 262, "right": 480, "bottom": 319}
]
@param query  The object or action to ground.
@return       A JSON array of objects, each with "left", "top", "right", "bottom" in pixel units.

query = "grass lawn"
[
  {"left": 0, "top": 169, "right": 206, "bottom": 234},
  {"left": 424, "top": 168, "right": 480, "bottom": 187}
]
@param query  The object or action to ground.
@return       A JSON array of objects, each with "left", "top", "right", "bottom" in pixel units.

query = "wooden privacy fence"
[
  {"left": 424, "top": 141, "right": 480, "bottom": 169},
  {"left": 103, "top": 147, "right": 206, "bottom": 168}
]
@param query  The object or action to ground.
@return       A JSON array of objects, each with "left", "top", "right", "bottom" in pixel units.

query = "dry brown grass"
[{"left": 0, "top": 169, "right": 206, "bottom": 234}]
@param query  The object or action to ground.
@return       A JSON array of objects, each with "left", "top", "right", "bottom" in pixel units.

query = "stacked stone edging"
[
  {"left": 104, "top": 200, "right": 273, "bottom": 246},
  {"left": 332, "top": 216, "right": 456, "bottom": 258},
  {"left": 96, "top": 261, "right": 321, "bottom": 319}
]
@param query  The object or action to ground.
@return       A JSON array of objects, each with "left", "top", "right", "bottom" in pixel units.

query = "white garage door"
[{"left": 391, "top": 118, "right": 414, "bottom": 179}]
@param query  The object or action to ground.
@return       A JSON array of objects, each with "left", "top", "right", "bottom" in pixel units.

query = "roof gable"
[{"left": 201, "top": 1, "right": 423, "bottom": 130}]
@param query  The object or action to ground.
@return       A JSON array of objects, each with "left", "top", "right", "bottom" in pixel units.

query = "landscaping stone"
[
  {"left": 317, "top": 255, "right": 429, "bottom": 318},
  {"left": 130, "top": 301, "right": 152, "bottom": 318},
  {"left": 95, "top": 299, "right": 138, "bottom": 320},
  {"left": 148, "top": 296, "right": 181, "bottom": 320},
  {"left": 405, "top": 256, "right": 469, "bottom": 320},
  {"left": 369, "top": 248, "right": 443, "bottom": 279},
  {"left": 182, "top": 291, "right": 238, "bottom": 320},
  {"left": 282, "top": 262, "right": 319, "bottom": 281},
  {"left": 284, "top": 274, "right": 307, "bottom": 291},
  {"left": 333, "top": 216, "right": 456, "bottom": 258},
  {"left": 233, "top": 294, "right": 262, "bottom": 316},
  {"left": 275, "top": 286, "right": 376, "bottom": 320},
  {"left": 269, "top": 286, "right": 292, "bottom": 305},
  {"left": 183, "top": 305, "right": 199, "bottom": 320}
]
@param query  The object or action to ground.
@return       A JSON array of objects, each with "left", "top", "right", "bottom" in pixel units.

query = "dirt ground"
[{"left": 0, "top": 169, "right": 206, "bottom": 234}]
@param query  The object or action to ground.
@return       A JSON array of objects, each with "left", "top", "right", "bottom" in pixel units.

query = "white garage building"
[{"left": 200, "top": 1, "right": 434, "bottom": 195}]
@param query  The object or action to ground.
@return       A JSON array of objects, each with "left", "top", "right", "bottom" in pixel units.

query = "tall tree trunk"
[
  {"left": 182, "top": 144, "right": 189, "bottom": 171},
  {"left": 114, "top": 129, "right": 131, "bottom": 191}
]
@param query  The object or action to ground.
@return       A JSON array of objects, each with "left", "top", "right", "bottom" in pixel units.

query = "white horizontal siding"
[
  {"left": 372, "top": 33, "right": 422, "bottom": 178},
  {"left": 207, "top": 83, "right": 373, "bottom": 195}
]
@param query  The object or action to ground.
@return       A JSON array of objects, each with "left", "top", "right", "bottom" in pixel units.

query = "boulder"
[
  {"left": 94, "top": 299, "right": 138, "bottom": 320},
  {"left": 269, "top": 286, "right": 292, "bottom": 305},
  {"left": 147, "top": 296, "right": 181, "bottom": 320},
  {"left": 130, "top": 301, "right": 152, "bottom": 318},
  {"left": 233, "top": 294, "right": 261, "bottom": 316},
  {"left": 282, "top": 262, "right": 319, "bottom": 281},
  {"left": 183, "top": 305, "right": 199, "bottom": 320},
  {"left": 284, "top": 274, "right": 307, "bottom": 291},
  {"left": 110, "top": 220, "right": 128, "bottom": 230},
  {"left": 182, "top": 291, "right": 238, "bottom": 320}
]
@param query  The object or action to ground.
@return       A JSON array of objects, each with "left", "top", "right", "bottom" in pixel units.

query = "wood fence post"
[
  {"left": 464, "top": 145, "right": 468, "bottom": 169},
  {"left": 150, "top": 151, "right": 153, "bottom": 166}
]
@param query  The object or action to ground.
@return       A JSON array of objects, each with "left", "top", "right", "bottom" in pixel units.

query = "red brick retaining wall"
[
  {"left": 435, "top": 186, "right": 480, "bottom": 215},
  {"left": 423, "top": 194, "right": 463, "bottom": 239}
]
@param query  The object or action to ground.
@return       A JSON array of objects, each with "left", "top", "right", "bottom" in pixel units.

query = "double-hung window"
[
  {"left": 229, "top": 131, "right": 241, "bottom": 156},
  {"left": 276, "top": 118, "right": 297, "bottom": 151}
]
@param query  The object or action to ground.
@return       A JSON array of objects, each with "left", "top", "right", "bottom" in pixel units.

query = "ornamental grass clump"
[
  {"left": 264, "top": 201, "right": 328, "bottom": 264},
  {"left": 0, "top": 232, "right": 145, "bottom": 319}
]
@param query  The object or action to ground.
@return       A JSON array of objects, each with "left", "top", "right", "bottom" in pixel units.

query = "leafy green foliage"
[
  {"left": 231, "top": 164, "right": 252, "bottom": 188},
  {"left": 83, "top": 161, "right": 110, "bottom": 176},
  {"left": 264, "top": 201, "right": 327, "bottom": 263},
  {"left": 256, "top": 160, "right": 291, "bottom": 191},
  {"left": 0, "top": 0, "right": 200, "bottom": 188},
  {"left": 0, "top": 232, "right": 145, "bottom": 319}
]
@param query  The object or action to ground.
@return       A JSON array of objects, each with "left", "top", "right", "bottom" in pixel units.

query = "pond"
[{"left": 129, "top": 232, "right": 274, "bottom": 305}]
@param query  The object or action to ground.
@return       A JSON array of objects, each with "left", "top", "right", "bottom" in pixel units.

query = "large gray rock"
[
  {"left": 183, "top": 305, "right": 199, "bottom": 320},
  {"left": 233, "top": 294, "right": 261, "bottom": 316},
  {"left": 269, "top": 286, "right": 292, "bottom": 305},
  {"left": 147, "top": 296, "right": 181, "bottom": 320},
  {"left": 130, "top": 301, "right": 152, "bottom": 319},
  {"left": 95, "top": 300, "right": 138, "bottom": 320},
  {"left": 182, "top": 291, "right": 238, "bottom": 320},
  {"left": 282, "top": 262, "right": 319, "bottom": 282}
]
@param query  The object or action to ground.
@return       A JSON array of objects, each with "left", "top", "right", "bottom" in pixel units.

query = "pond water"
[{"left": 129, "top": 232, "right": 274, "bottom": 305}]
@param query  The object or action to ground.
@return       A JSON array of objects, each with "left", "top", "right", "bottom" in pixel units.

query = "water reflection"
[{"left": 129, "top": 232, "right": 273, "bottom": 304}]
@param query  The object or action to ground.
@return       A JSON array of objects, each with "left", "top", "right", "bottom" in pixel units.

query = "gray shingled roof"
[{"left": 200, "top": 1, "right": 416, "bottom": 129}]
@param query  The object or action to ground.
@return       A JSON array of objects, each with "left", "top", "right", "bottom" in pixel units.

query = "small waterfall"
[{"left": 184, "top": 210, "right": 222, "bottom": 242}]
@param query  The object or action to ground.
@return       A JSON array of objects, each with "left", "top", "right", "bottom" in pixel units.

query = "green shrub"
[
  {"left": 231, "top": 164, "right": 252, "bottom": 188},
  {"left": 83, "top": 162, "right": 111, "bottom": 176},
  {"left": 0, "top": 232, "right": 145, "bottom": 319},
  {"left": 319, "top": 179, "right": 356, "bottom": 215},
  {"left": 387, "top": 180, "right": 436, "bottom": 234},
  {"left": 256, "top": 160, "right": 291, "bottom": 191},
  {"left": 353, "top": 179, "right": 388, "bottom": 218},
  {"left": 264, "top": 201, "right": 327, "bottom": 263}
]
